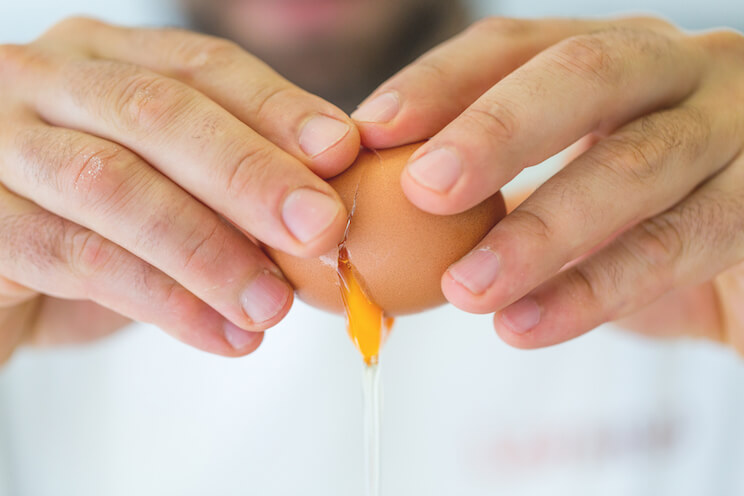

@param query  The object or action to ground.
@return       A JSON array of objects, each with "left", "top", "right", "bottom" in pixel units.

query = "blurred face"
[
  {"left": 189, "top": 0, "right": 415, "bottom": 49},
  {"left": 181, "top": 0, "right": 463, "bottom": 107}
]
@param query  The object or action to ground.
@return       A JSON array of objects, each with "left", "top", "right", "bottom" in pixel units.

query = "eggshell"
[{"left": 266, "top": 142, "right": 506, "bottom": 316}]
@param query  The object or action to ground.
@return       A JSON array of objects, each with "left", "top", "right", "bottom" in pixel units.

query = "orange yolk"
[{"left": 337, "top": 246, "right": 393, "bottom": 365}]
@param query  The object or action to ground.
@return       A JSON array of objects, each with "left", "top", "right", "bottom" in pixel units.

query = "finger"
[
  {"left": 0, "top": 185, "right": 265, "bottom": 356},
  {"left": 1, "top": 118, "right": 292, "bottom": 332},
  {"left": 354, "top": 16, "right": 678, "bottom": 146},
  {"left": 353, "top": 17, "right": 601, "bottom": 147},
  {"left": 713, "top": 262, "right": 744, "bottom": 354},
  {"left": 401, "top": 23, "right": 705, "bottom": 215},
  {"left": 490, "top": 151, "right": 744, "bottom": 349},
  {"left": 443, "top": 89, "right": 741, "bottom": 314},
  {"left": 0, "top": 275, "right": 37, "bottom": 308},
  {"left": 614, "top": 282, "right": 722, "bottom": 340},
  {"left": 7, "top": 45, "right": 346, "bottom": 257},
  {"left": 0, "top": 297, "right": 38, "bottom": 365},
  {"left": 28, "top": 299, "right": 132, "bottom": 347},
  {"left": 38, "top": 17, "right": 360, "bottom": 177}
]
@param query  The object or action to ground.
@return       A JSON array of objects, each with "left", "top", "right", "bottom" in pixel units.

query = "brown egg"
[{"left": 266, "top": 142, "right": 506, "bottom": 316}]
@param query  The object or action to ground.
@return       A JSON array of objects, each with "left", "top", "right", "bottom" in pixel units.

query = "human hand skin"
[
  {"left": 353, "top": 17, "right": 744, "bottom": 353},
  {"left": 0, "top": 17, "right": 361, "bottom": 363}
]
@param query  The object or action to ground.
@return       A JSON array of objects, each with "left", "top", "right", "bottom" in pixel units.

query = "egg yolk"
[{"left": 337, "top": 245, "right": 393, "bottom": 365}]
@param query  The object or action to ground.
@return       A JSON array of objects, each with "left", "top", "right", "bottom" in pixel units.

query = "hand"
[
  {"left": 0, "top": 17, "right": 360, "bottom": 363},
  {"left": 353, "top": 17, "right": 744, "bottom": 352},
  {"left": 615, "top": 261, "right": 744, "bottom": 353}
]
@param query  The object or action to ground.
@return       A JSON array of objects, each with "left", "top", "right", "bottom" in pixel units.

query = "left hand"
[{"left": 352, "top": 16, "right": 744, "bottom": 351}]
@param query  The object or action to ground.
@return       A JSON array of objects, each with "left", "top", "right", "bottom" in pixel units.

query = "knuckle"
[
  {"left": 223, "top": 145, "right": 277, "bottom": 200},
  {"left": 593, "top": 106, "right": 710, "bottom": 186},
  {"left": 250, "top": 85, "right": 297, "bottom": 122},
  {"left": 624, "top": 215, "right": 686, "bottom": 270},
  {"left": 47, "top": 16, "right": 101, "bottom": 36},
  {"left": 649, "top": 106, "right": 711, "bottom": 162},
  {"left": 621, "top": 16, "right": 678, "bottom": 35},
  {"left": 156, "top": 277, "right": 192, "bottom": 319},
  {"left": 598, "top": 133, "right": 660, "bottom": 184},
  {"left": 112, "top": 73, "right": 193, "bottom": 133},
  {"left": 550, "top": 34, "right": 618, "bottom": 85},
  {"left": 648, "top": 106, "right": 709, "bottom": 149},
  {"left": 15, "top": 126, "right": 153, "bottom": 218},
  {"left": 65, "top": 228, "right": 117, "bottom": 279},
  {"left": 568, "top": 264, "right": 601, "bottom": 306},
  {"left": 538, "top": 179, "right": 601, "bottom": 235},
  {"left": 631, "top": 189, "right": 744, "bottom": 277},
  {"left": 468, "top": 16, "right": 530, "bottom": 37},
  {"left": 681, "top": 189, "right": 743, "bottom": 250},
  {"left": 462, "top": 102, "right": 520, "bottom": 143},
  {"left": 62, "top": 141, "right": 126, "bottom": 195},
  {"left": 509, "top": 205, "right": 554, "bottom": 242},
  {"left": 65, "top": 145, "right": 148, "bottom": 217},
  {"left": 173, "top": 36, "right": 242, "bottom": 79},
  {"left": 411, "top": 57, "right": 451, "bottom": 86},
  {"left": 176, "top": 219, "right": 229, "bottom": 275},
  {"left": 571, "top": 258, "right": 629, "bottom": 320},
  {"left": 0, "top": 211, "right": 68, "bottom": 271},
  {"left": 552, "top": 28, "right": 677, "bottom": 90},
  {"left": 695, "top": 28, "right": 744, "bottom": 56},
  {"left": 14, "top": 126, "right": 71, "bottom": 187}
]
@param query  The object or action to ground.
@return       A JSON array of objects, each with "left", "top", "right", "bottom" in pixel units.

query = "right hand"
[{"left": 0, "top": 17, "right": 360, "bottom": 363}]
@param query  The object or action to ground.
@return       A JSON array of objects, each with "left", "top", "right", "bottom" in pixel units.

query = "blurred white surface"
[
  {"left": 1, "top": 1, "right": 744, "bottom": 495},
  {"left": 2, "top": 303, "right": 744, "bottom": 496},
  {"left": 1, "top": 0, "right": 743, "bottom": 43},
  {"left": 480, "top": 0, "right": 744, "bottom": 30},
  {"left": 0, "top": 1, "right": 179, "bottom": 43}
]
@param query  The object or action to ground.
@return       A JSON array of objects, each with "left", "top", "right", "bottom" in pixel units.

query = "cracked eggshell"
[{"left": 265, "top": 142, "right": 506, "bottom": 316}]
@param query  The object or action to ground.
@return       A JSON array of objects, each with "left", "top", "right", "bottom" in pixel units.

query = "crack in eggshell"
[
  {"left": 267, "top": 142, "right": 506, "bottom": 315},
  {"left": 341, "top": 148, "right": 383, "bottom": 306},
  {"left": 318, "top": 156, "right": 363, "bottom": 285}
]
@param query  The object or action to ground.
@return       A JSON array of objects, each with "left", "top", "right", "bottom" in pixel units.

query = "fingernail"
[
  {"left": 448, "top": 249, "right": 500, "bottom": 295},
  {"left": 223, "top": 322, "right": 263, "bottom": 351},
  {"left": 241, "top": 270, "right": 291, "bottom": 324},
  {"left": 351, "top": 92, "right": 400, "bottom": 123},
  {"left": 282, "top": 188, "right": 342, "bottom": 244},
  {"left": 406, "top": 148, "right": 462, "bottom": 193},
  {"left": 499, "top": 297, "right": 541, "bottom": 334},
  {"left": 299, "top": 114, "right": 350, "bottom": 158}
]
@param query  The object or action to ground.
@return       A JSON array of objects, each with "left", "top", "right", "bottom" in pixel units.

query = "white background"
[{"left": 1, "top": 0, "right": 743, "bottom": 43}]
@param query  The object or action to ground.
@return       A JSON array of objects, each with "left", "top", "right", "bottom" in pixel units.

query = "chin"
[
  {"left": 223, "top": 2, "right": 402, "bottom": 96},
  {"left": 226, "top": 0, "right": 393, "bottom": 47}
]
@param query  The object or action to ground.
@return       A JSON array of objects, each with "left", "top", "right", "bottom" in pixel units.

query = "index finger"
[
  {"left": 11, "top": 49, "right": 347, "bottom": 257},
  {"left": 353, "top": 17, "right": 594, "bottom": 147},
  {"left": 401, "top": 21, "right": 703, "bottom": 214},
  {"left": 39, "top": 17, "right": 360, "bottom": 178}
]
